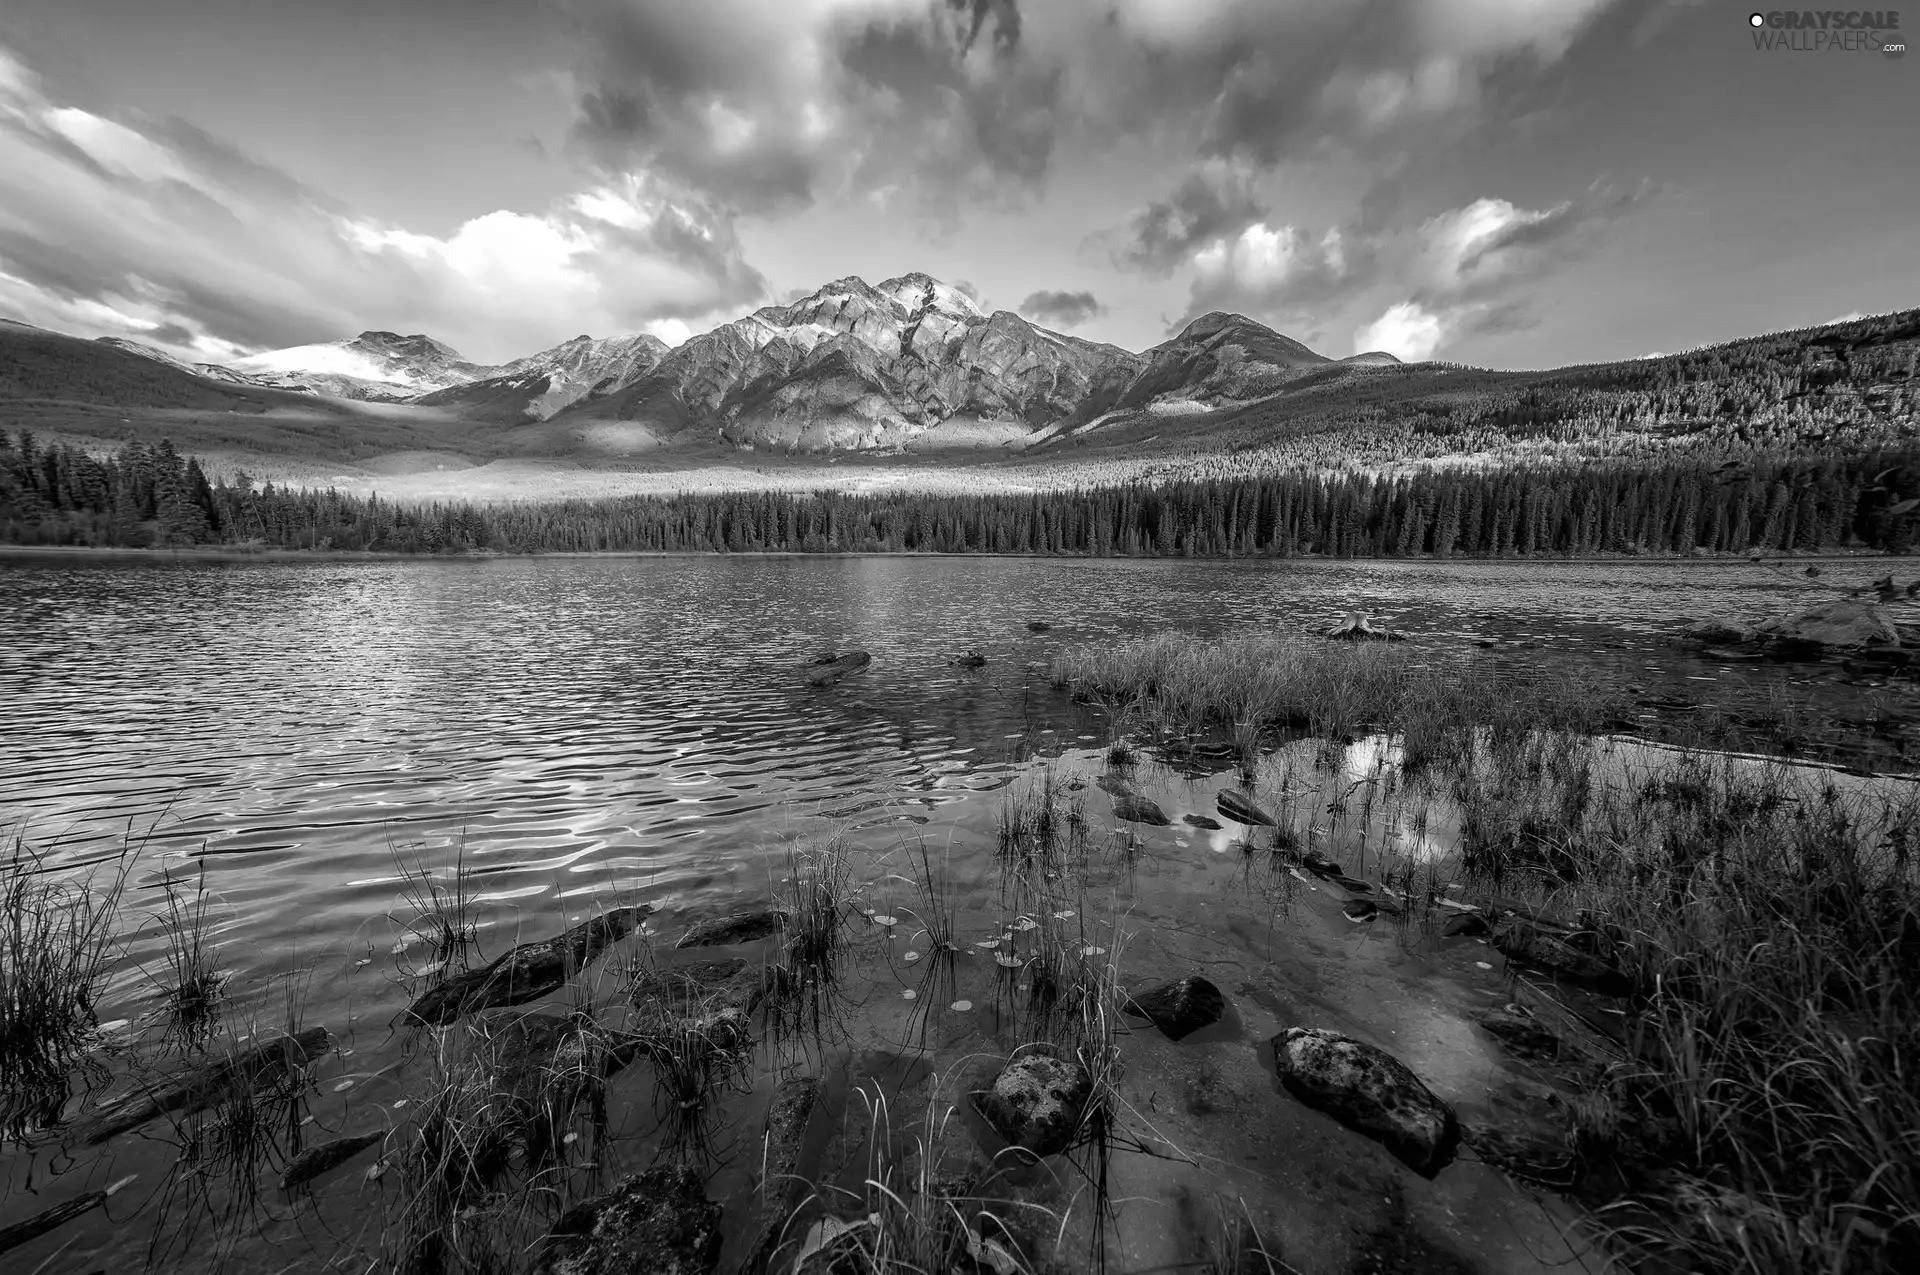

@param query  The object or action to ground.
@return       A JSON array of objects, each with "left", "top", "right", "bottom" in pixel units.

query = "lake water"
[{"left": 0, "top": 554, "right": 1913, "bottom": 1275}]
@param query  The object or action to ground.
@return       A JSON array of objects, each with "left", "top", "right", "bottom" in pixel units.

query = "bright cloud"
[{"left": 1354, "top": 300, "right": 1445, "bottom": 360}]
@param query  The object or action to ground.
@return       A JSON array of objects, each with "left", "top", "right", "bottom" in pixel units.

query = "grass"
[
  {"left": 1, "top": 830, "right": 133, "bottom": 1139},
  {"left": 387, "top": 833, "right": 482, "bottom": 973},
  {"left": 151, "top": 858, "right": 225, "bottom": 1048}
]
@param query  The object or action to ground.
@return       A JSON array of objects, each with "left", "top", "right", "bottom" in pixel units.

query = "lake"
[{"left": 0, "top": 553, "right": 1913, "bottom": 1275}]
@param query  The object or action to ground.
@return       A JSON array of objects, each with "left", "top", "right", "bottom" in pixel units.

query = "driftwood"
[
  {"left": 805, "top": 651, "right": 871, "bottom": 687},
  {"left": 79, "top": 1026, "right": 334, "bottom": 1145},
  {"left": 403, "top": 907, "right": 651, "bottom": 1028}
]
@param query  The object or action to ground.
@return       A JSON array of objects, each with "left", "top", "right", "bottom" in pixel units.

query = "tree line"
[{"left": 6, "top": 430, "right": 1918, "bottom": 558}]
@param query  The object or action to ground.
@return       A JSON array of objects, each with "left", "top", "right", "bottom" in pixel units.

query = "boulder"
[
  {"left": 533, "top": 1164, "right": 723, "bottom": 1275},
  {"left": 404, "top": 907, "right": 651, "bottom": 1027},
  {"left": 1270, "top": 1027, "right": 1461, "bottom": 1177},
  {"left": 1111, "top": 793, "right": 1171, "bottom": 826},
  {"left": 1095, "top": 772, "right": 1137, "bottom": 798},
  {"left": 1681, "top": 619, "right": 1755, "bottom": 645},
  {"left": 676, "top": 908, "right": 788, "bottom": 949},
  {"left": 805, "top": 651, "right": 871, "bottom": 687},
  {"left": 1182, "top": 813, "right": 1223, "bottom": 831},
  {"left": 1123, "top": 976, "right": 1225, "bottom": 1041},
  {"left": 1216, "top": 790, "right": 1276, "bottom": 827},
  {"left": 975, "top": 1052, "right": 1091, "bottom": 1157},
  {"left": 1754, "top": 600, "right": 1901, "bottom": 653},
  {"left": 1491, "top": 919, "right": 1629, "bottom": 993},
  {"left": 80, "top": 1026, "right": 334, "bottom": 1145}
]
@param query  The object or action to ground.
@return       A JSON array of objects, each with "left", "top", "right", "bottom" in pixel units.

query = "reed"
[{"left": 1, "top": 830, "right": 133, "bottom": 1139}]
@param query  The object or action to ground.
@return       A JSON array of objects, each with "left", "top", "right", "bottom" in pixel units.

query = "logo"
[{"left": 1747, "top": 9, "right": 1905, "bottom": 55}]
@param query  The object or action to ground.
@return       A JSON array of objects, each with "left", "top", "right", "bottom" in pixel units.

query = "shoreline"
[{"left": 0, "top": 543, "right": 1911, "bottom": 567}]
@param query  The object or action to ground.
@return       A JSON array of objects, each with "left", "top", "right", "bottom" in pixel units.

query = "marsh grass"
[
  {"left": 151, "top": 857, "right": 225, "bottom": 1049},
  {"left": 388, "top": 834, "right": 482, "bottom": 973},
  {"left": 1, "top": 831, "right": 134, "bottom": 1139},
  {"left": 768, "top": 835, "right": 854, "bottom": 1051},
  {"left": 1201, "top": 1195, "right": 1291, "bottom": 1275}
]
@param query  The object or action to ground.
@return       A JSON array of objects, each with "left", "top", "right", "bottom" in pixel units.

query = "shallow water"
[{"left": 0, "top": 554, "right": 1913, "bottom": 1274}]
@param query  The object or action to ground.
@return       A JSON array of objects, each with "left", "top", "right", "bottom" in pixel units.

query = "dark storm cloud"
[
  {"left": 1018, "top": 288, "right": 1105, "bottom": 328},
  {"left": 1098, "top": 161, "right": 1269, "bottom": 278}
]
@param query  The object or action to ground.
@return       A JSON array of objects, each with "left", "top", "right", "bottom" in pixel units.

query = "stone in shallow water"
[
  {"left": 676, "top": 908, "right": 788, "bottom": 949},
  {"left": 1442, "top": 912, "right": 1489, "bottom": 938},
  {"left": 1473, "top": 1008, "right": 1561, "bottom": 1063},
  {"left": 1123, "top": 975, "right": 1225, "bottom": 1041},
  {"left": 1491, "top": 919, "right": 1629, "bottom": 993},
  {"left": 1270, "top": 1027, "right": 1461, "bottom": 1178},
  {"left": 79, "top": 1026, "right": 334, "bottom": 1145},
  {"left": 805, "top": 651, "right": 871, "bottom": 687},
  {"left": 532, "top": 1164, "right": 722, "bottom": 1275},
  {"left": 280, "top": 1131, "right": 384, "bottom": 1191},
  {"left": 743, "top": 1075, "right": 824, "bottom": 1271},
  {"left": 975, "top": 1052, "right": 1091, "bottom": 1158},
  {"left": 1216, "top": 789, "right": 1276, "bottom": 827},
  {"left": 1111, "top": 793, "right": 1170, "bottom": 826},
  {"left": 1182, "top": 813, "right": 1223, "bottom": 830}
]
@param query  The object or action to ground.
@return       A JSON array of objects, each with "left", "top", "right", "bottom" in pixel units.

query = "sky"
[{"left": 0, "top": 0, "right": 1914, "bottom": 369}]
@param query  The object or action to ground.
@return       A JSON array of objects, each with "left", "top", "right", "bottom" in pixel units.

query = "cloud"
[
  {"left": 561, "top": 0, "right": 1050, "bottom": 220},
  {"left": 1354, "top": 300, "right": 1444, "bottom": 360},
  {"left": 1099, "top": 159, "right": 1268, "bottom": 278},
  {"left": 1822, "top": 311, "right": 1865, "bottom": 326},
  {"left": 0, "top": 44, "right": 766, "bottom": 364},
  {"left": 557, "top": 1, "right": 1628, "bottom": 233},
  {"left": 1406, "top": 183, "right": 1646, "bottom": 308},
  {"left": 1181, "top": 221, "right": 1364, "bottom": 333},
  {"left": 1018, "top": 288, "right": 1105, "bottom": 328}
]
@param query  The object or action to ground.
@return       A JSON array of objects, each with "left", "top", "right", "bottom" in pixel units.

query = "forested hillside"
[{"left": 6, "top": 430, "right": 1916, "bottom": 558}]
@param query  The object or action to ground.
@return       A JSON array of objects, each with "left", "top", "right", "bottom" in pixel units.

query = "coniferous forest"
[{"left": 3, "top": 430, "right": 1918, "bottom": 559}]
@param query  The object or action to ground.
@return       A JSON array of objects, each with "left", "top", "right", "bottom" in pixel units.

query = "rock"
[
  {"left": 954, "top": 650, "right": 987, "bottom": 668},
  {"left": 430, "top": 1011, "right": 618, "bottom": 1187},
  {"left": 1702, "top": 647, "right": 1764, "bottom": 661},
  {"left": 1216, "top": 789, "right": 1276, "bottom": 827},
  {"left": 1329, "top": 874, "right": 1372, "bottom": 894},
  {"left": 742, "top": 1076, "right": 824, "bottom": 1273},
  {"left": 1326, "top": 614, "right": 1408, "bottom": 642},
  {"left": 1182, "top": 813, "right": 1223, "bottom": 830},
  {"left": 1343, "top": 899, "right": 1379, "bottom": 923},
  {"left": 1026, "top": 621, "right": 1052, "bottom": 632},
  {"left": 1682, "top": 619, "right": 1755, "bottom": 645},
  {"left": 80, "top": 1026, "right": 334, "bottom": 1145},
  {"left": 1270, "top": 1028, "right": 1461, "bottom": 1177},
  {"left": 404, "top": 907, "right": 651, "bottom": 1027},
  {"left": 1464, "top": 1121, "right": 1572, "bottom": 1186},
  {"left": 1111, "top": 793, "right": 1171, "bottom": 826},
  {"left": 1492, "top": 919, "right": 1629, "bottom": 993},
  {"left": 629, "top": 958, "right": 776, "bottom": 1021},
  {"left": 1442, "top": 912, "right": 1490, "bottom": 938},
  {"left": 1123, "top": 976, "right": 1225, "bottom": 1041},
  {"left": 1754, "top": 600, "right": 1901, "bottom": 653},
  {"left": 1473, "top": 1009, "right": 1561, "bottom": 1063},
  {"left": 676, "top": 908, "right": 788, "bottom": 949},
  {"left": 805, "top": 651, "right": 871, "bottom": 687},
  {"left": 1095, "top": 772, "right": 1137, "bottom": 798},
  {"left": 975, "top": 1052, "right": 1092, "bottom": 1157},
  {"left": 281, "top": 1131, "right": 385, "bottom": 1190},
  {"left": 533, "top": 1164, "right": 723, "bottom": 1275}
]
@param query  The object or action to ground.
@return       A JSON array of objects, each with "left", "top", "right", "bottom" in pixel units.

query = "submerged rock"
[
  {"left": 629, "top": 958, "right": 776, "bottom": 1020},
  {"left": 80, "top": 1026, "right": 334, "bottom": 1145},
  {"left": 1492, "top": 919, "right": 1629, "bottom": 993},
  {"left": 1681, "top": 619, "right": 1755, "bottom": 645},
  {"left": 1216, "top": 789, "right": 1276, "bottom": 827},
  {"left": 676, "top": 908, "right": 789, "bottom": 949},
  {"left": 533, "top": 1164, "right": 723, "bottom": 1275},
  {"left": 976, "top": 1052, "right": 1092, "bottom": 1157},
  {"left": 1270, "top": 1027, "right": 1461, "bottom": 1177},
  {"left": 954, "top": 650, "right": 987, "bottom": 668},
  {"left": 1095, "top": 772, "right": 1137, "bottom": 798},
  {"left": 743, "top": 1075, "right": 824, "bottom": 1273},
  {"left": 1123, "top": 976, "right": 1225, "bottom": 1041},
  {"left": 1112, "top": 793, "right": 1171, "bottom": 826},
  {"left": 1326, "top": 614, "right": 1408, "bottom": 642},
  {"left": 404, "top": 907, "right": 651, "bottom": 1027},
  {"left": 1442, "top": 912, "right": 1490, "bottom": 938},
  {"left": 281, "top": 1130, "right": 385, "bottom": 1191},
  {"left": 1474, "top": 1007, "right": 1561, "bottom": 1063},
  {"left": 805, "top": 651, "right": 872, "bottom": 687},
  {"left": 1182, "top": 813, "right": 1223, "bottom": 831},
  {"left": 1026, "top": 621, "right": 1052, "bottom": 632}
]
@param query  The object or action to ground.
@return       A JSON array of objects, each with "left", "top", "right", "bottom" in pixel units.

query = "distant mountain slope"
[
  {"left": 0, "top": 320, "right": 328, "bottom": 413},
  {"left": 228, "top": 331, "right": 499, "bottom": 400},
  {"left": 415, "top": 333, "right": 672, "bottom": 421},
  {"left": 1113, "top": 311, "right": 1333, "bottom": 412},
  {"left": 97, "top": 337, "right": 303, "bottom": 391}
]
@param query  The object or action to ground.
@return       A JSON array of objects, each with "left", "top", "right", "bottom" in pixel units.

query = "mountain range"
[{"left": 0, "top": 273, "right": 1402, "bottom": 454}]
